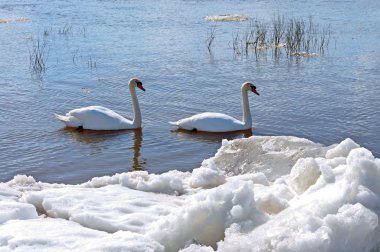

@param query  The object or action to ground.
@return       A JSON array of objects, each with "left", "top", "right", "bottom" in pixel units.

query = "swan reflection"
[
  {"left": 171, "top": 128, "right": 252, "bottom": 143},
  {"left": 59, "top": 127, "right": 145, "bottom": 171},
  {"left": 60, "top": 127, "right": 129, "bottom": 144},
  {"left": 131, "top": 128, "right": 145, "bottom": 170}
]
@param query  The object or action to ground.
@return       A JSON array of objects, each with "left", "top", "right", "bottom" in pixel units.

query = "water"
[{"left": 0, "top": 0, "right": 379, "bottom": 184}]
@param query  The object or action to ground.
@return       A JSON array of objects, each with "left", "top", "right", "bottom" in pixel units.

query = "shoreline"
[{"left": 1, "top": 135, "right": 379, "bottom": 251}]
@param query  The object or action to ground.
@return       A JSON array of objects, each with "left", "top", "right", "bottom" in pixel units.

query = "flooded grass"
[
  {"left": 228, "top": 15, "right": 331, "bottom": 58},
  {"left": 206, "top": 26, "right": 217, "bottom": 53},
  {"left": 58, "top": 24, "right": 74, "bottom": 36},
  {"left": 28, "top": 36, "right": 49, "bottom": 76},
  {"left": 27, "top": 24, "right": 95, "bottom": 76}
]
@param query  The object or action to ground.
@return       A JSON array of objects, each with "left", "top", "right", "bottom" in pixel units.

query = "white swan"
[
  {"left": 169, "top": 82, "right": 259, "bottom": 132},
  {"left": 55, "top": 78, "right": 145, "bottom": 130}
]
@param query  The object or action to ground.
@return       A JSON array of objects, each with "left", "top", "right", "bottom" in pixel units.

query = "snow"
[
  {"left": 0, "top": 218, "right": 164, "bottom": 251},
  {"left": 1, "top": 136, "right": 380, "bottom": 251}
]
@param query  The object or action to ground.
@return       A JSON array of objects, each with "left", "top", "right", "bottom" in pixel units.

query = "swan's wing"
[
  {"left": 67, "top": 106, "right": 132, "bottom": 130},
  {"left": 68, "top": 106, "right": 123, "bottom": 120},
  {"left": 123, "top": 115, "right": 133, "bottom": 121},
  {"left": 174, "top": 112, "right": 244, "bottom": 132}
]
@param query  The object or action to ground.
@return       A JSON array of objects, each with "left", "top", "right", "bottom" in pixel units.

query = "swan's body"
[
  {"left": 55, "top": 78, "right": 145, "bottom": 130},
  {"left": 169, "top": 82, "right": 259, "bottom": 132}
]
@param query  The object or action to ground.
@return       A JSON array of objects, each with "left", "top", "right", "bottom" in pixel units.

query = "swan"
[
  {"left": 169, "top": 82, "right": 259, "bottom": 132},
  {"left": 55, "top": 78, "right": 145, "bottom": 130}
]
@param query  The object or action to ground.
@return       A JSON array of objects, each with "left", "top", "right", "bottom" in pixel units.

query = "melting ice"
[{"left": 1, "top": 136, "right": 379, "bottom": 251}]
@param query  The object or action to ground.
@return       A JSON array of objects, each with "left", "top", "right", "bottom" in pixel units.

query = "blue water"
[{"left": 0, "top": 0, "right": 379, "bottom": 183}]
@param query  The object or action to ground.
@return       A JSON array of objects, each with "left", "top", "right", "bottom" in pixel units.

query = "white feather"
[{"left": 55, "top": 78, "right": 144, "bottom": 130}]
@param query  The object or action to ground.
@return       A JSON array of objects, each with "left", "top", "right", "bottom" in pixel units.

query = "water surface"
[{"left": 0, "top": 0, "right": 379, "bottom": 183}]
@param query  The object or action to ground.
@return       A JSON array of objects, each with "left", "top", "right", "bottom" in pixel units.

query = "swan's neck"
[
  {"left": 129, "top": 86, "right": 142, "bottom": 128},
  {"left": 241, "top": 89, "right": 252, "bottom": 128}
]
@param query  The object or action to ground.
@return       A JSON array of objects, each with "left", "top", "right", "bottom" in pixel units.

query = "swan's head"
[
  {"left": 129, "top": 78, "right": 145, "bottom": 91},
  {"left": 242, "top": 82, "right": 260, "bottom": 96}
]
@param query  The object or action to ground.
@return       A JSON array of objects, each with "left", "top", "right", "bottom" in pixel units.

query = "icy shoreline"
[{"left": 1, "top": 136, "right": 379, "bottom": 251}]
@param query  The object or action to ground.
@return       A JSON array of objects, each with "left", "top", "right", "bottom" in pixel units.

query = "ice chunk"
[
  {"left": 189, "top": 159, "right": 225, "bottom": 188},
  {"left": 326, "top": 138, "right": 360, "bottom": 159},
  {"left": 0, "top": 218, "right": 164, "bottom": 251},
  {"left": 147, "top": 181, "right": 267, "bottom": 251},
  {"left": 0, "top": 201, "right": 38, "bottom": 224},
  {"left": 289, "top": 158, "right": 322, "bottom": 194},
  {"left": 84, "top": 170, "right": 186, "bottom": 195},
  {"left": 22, "top": 185, "right": 182, "bottom": 233},
  {"left": 207, "top": 136, "right": 327, "bottom": 181},
  {"left": 205, "top": 15, "right": 249, "bottom": 22}
]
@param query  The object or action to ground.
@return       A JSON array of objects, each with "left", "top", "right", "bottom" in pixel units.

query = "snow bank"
[
  {"left": 1, "top": 136, "right": 380, "bottom": 251},
  {"left": 218, "top": 140, "right": 380, "bottom": 252}
]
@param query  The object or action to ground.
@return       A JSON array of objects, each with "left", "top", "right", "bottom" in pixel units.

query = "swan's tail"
[
  {"left": 54, "top": 113, "right": 82, "bottom": 128},
  {"left": 169, "top": 121, "right": 179, "bottom": 126}
]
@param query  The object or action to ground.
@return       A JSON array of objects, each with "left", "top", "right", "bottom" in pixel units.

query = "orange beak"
[{"left": 137, "top": 83, "right": 145, "bottom": 91}]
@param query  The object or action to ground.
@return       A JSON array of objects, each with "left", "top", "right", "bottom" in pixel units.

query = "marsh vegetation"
[
  {"left": 232, "top": 16, "right": 330, "bottom": 58},
  {"left": 28, "top": 24, "right": 94, "bottom": 77},
  {"left": 207, "top": 15, "right": 331, "bottom": 58},
  {"left": 28, "top": 36, "right": 49, "bottom": 76}
]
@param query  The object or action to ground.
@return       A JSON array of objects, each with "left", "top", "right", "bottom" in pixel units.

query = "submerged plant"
[
  {"left": 28, "top": 36, "right": 49, "bottom": 76},
  {"left": 58, "top": 24, "right": 73, "bottom": 36},
  {"left": 87, "top": 56, "right": 97, "bottom": 69},
  {"left": 206, "top": 26, "right": 217, "bottom": 53},
  {"left": 27, "top": 24, "right": 98, "bottom": 76}
]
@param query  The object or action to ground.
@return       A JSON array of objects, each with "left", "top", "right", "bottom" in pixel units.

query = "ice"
[
  {"left": 204, "top": 15, "right": 249, "bottom": 22},
  {"left": 181, "top": 244, "right": 214, "bottom": 252},
  {"left": 325, "top": 138, "right": 360, "bottom": 159},
  {"left": 147, "top": 180, "right": 267, "bottom": 251},
  {"left": 83, "top": 170, "right": 187, "bottom": 195},
  {"left": 253, "top": 183, "right": 292, "bottom": 214},
  {"left": 205, "top": 136, "right": 329, "bottom": 181},
  {"left": 218, "top": 203, "right": 379, "bottom": 252},
  {"left": 21, "top": 180, "right": 265, "bottom": 251},
  {"left": 189, "top": 159, "right": 226, "bottom": 188},
  {"left": 22, "top": 185, "right": 182, "bottom": 233},
  {"left": 0, "top": 184, "right": 20, "bottom": 201},
  {"left": 0, "top": 201, "right": 37, "bottom": 224},
  {"left": 1, "top": 136, "right": 380, "bottom": 251},
  {"left": 0, "top": 218, "right": 164, "bottom": 251},
  {"left": 288, "top": 157, "right": 322, "bottom": 194},
  {"left": 217, "top": 139, "right": 380, "bottom": 252}
]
